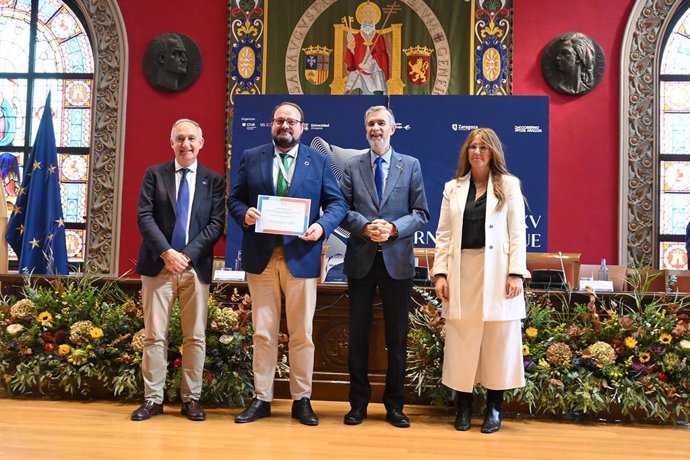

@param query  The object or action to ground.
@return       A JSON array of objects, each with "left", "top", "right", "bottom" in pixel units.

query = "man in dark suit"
[
  {"left": 131, "top": 119, "right": 225, "bottom": 422},
  {"left": 339, "top": 105, "right": 429, "bottom": 427},
  {"left": 228, "top": 102, "right": 347, "bottom": 426}
]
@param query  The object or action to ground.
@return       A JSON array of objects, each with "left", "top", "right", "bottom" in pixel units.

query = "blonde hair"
[{"left": 455, "top": 128, "right": 513, "bottom": 209}]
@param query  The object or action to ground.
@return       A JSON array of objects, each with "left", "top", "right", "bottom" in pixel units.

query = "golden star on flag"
[
  {"left": 33, "top": 160, "right": 41, "bottom": 170},
  {"left": 46, "top": 233, "right": 55, "bottom": 242},
  {"left": 29, "top": 238, "right": 40, "bottom": 249},
  {"left": 55, "top": 218, "right": 65, "bottom": 227},
  {"left": 17, "top": 224, "right": 24, "bottom": 235},
  {"left": 17, "top": 187, "right": 26, "bottom": 197},
  {"left": 14, "top": 206, "right": 22, "bottom": 214},
  {"left": 48, "top": 165, "right": 57, "bottom": 174}
]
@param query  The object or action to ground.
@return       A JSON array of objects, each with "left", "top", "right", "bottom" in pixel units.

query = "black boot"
[
  {"left": 481, "top": 390, "right": 503, "bottom": 434},
  {"left": 454, "top": 391, "right": 473, "bottom": 431}
]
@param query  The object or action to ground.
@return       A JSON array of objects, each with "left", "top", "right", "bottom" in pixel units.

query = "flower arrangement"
[
  {"left": 407, "top": 275, "right": 690, "bottom": 423},
  {"left": 0, "top": 275, "right": 286, "bottom": 406},
  {"left": 408, "top": 287, "right": 446, "bottom": 406}
]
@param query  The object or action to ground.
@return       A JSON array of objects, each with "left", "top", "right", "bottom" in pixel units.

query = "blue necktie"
[
  {"left": 374, "top": 156, "right": 384, "bottom": 202},
  {"left": 171, "top": 168, "right": 190, "bottom": 251}
]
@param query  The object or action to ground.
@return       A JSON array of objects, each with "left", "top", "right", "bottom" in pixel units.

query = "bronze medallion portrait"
[
  {"left": 541, "top": 32, "right": 605, "bottom": 96},
  {"left": 143, "top": 33, "right": 202, "bottom": 92}
]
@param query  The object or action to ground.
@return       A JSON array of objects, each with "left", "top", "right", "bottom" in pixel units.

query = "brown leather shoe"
[
  {"left": 181, "top": 399, "right": 206, "bottom": 421},
  {"left": 131, "top": 400, "right": 163, "bottom": 421}
]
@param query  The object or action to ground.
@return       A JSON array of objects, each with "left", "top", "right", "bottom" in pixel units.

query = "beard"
[
  {"left": 273, "top": 131, "right": 299, "bottom": 149},
  {"left": 367, "top": 134, "right": 388, "bottom": 152}
]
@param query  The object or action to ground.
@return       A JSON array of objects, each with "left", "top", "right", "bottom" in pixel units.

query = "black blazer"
[{"left": 135, "top": 160, "right": 225, "bottom": 284}]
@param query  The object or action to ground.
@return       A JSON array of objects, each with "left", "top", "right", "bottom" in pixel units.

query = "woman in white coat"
[{"left": 431, "top": 128, "right": 529, "bottom": 434}]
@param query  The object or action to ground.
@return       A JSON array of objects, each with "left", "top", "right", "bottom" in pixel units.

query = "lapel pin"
[
  {"left": 396, "top": 165, "right": 402, "bottom": 172},
  {"left": 304, "top": 161, "right": 310, "bottom": 166},
  {"left": 202, "top": 180, "right": 207, "bottom": 185}
]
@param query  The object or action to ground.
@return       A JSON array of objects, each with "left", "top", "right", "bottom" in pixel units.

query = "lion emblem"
[{"left": 408, "top": 57, "right": 429, "bottom": 84}]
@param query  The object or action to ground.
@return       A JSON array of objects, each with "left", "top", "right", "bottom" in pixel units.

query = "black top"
[{"left": 461, "top": 181, "right": 486, "bottom": 249}]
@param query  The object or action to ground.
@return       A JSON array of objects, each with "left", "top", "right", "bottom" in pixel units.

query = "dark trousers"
[{"left": 347, "top": 252, "right": 412, "bottom": 411}]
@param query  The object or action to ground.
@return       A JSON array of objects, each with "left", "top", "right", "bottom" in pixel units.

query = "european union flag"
[{"left": 5, "top": 93, "right": 68, "bottom": 275}]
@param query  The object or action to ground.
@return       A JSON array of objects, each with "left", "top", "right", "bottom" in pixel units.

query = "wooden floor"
[{"left": 0, "top": 398, "right": 688, "bottom": 459}]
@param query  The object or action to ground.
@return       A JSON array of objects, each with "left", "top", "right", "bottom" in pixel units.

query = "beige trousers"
[
  {"left": 247, "top": 246, "right": 317, "bottom": 401},
  {"left": 442, "top": 248, "right": 525, "bottom": 392},
  {"left": 141, "top": 268, "right": 209, "bottom": 404}
]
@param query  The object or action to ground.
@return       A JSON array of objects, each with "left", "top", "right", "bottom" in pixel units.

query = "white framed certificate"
[{"left": 255, "top": 195, "right": 311, "bottom": 236}]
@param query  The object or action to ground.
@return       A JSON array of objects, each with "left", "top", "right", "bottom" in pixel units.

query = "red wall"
[
  {"left": 118, "top": 1, "right": 229, "bottom": 275},
  {"left": 116, "top": 1, "right": 636, "bottom": 274},
  {"left": 513, "top": 0, "right": 636, "bottom": 264}
]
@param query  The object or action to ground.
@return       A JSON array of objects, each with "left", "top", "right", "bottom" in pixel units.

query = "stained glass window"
[{"left": 0, "top": 0, "right": 93, "bottom": 267}]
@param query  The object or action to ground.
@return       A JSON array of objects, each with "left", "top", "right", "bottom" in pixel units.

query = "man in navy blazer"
[
  {"left": 228, "top": 102, "right": 347, "bottom": 426},
  {"left": 132, "top": 119, "right": 225, "bottom": 422},
  {"left": 340, "top": 106, "right": 430, "bottom": 428}
]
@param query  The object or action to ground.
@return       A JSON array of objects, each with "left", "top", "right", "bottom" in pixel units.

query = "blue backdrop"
[{"left": 227, "top": 95, "right": 549, "bottom": 270}]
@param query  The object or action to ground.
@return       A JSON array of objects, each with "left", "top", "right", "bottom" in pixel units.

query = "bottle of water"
[
  {"left": 234, "top": 250, "right": 242, "bottom": 271},
  {"left": 598, "top": 258, "right": 608, "bottom": 281}
]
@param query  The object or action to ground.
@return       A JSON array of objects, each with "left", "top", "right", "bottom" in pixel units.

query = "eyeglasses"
[
  {"left": 272, "top": 118, "right": 302, "bottom": 127},
  {"left": 468, "top": 144, "right": 489, "bottom": 152}
]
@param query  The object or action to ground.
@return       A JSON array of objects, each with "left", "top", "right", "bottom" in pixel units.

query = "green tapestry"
[
  {"left": 226, "top": 0, "right": 513, "bottom": 153},
  {"left": 228, "top": 0, "right": 512, "bottom": 98}
]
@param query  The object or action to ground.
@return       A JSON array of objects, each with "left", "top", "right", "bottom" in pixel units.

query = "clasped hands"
[
  {"left": 244, "top": 207, "right": 324, "bottom": 241},
  {"left": 162, "top": 248, "right": 190, "bottom": 273},
  {"left": 364, "top": 219, "right": 396, "bottom": 243}
]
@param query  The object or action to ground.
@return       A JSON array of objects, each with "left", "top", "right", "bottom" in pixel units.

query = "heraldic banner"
[{"left": 227, "top": 0, "right": 513, "bottom": 99}]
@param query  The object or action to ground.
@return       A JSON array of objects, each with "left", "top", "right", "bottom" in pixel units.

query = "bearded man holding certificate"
[{"left": 228, "top": 101, "right": 347, "bottom": 426}]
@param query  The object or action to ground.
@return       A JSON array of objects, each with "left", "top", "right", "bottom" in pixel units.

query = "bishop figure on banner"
[{"left": 5, "top": 93, "right": 68, "bottom": 275}]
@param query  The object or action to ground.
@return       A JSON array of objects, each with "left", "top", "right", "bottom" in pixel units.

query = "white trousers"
[
  {"left": 247, "top": 246, "right": 317, "bottom": 401},
  {"left": 442, "top": 248, "right": 525, "bottom": 392}
]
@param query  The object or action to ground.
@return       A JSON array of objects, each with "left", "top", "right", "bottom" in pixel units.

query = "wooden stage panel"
[{"left": 0, "top": 399, "right": 688, "bottom": 460}]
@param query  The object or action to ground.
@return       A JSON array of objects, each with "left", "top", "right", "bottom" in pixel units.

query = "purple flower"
[
  {"left": 523, "top": 357, "right": 533, "bottom": 369},
  {"left": 651, "top": 345, "right": 663, "bottom": 354},
  {"left": 631, "top": 362, "right": 645, "bottom": 371}
]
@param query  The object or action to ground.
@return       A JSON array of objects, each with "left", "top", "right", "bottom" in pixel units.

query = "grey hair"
[
  {"left": 364, "top": 105, "right": 395, "bottom": 125},
  {"left": 171, "top": 118, "right": 203, "bottom": 139}
]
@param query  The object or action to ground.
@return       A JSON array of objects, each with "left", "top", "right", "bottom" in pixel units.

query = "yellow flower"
[
  {"left": 659, "top": 333, "right": 672, "bottom": 345},
  {"left": 626, "top": 356, "right": 633, "bottom": 366},
  {"left": 57, "top": 344, "right": 71, "bottom": 357},
  {"left": 89, "top": 327, "right": 104, "bottom": 340},
  {"left": 624, "top": 336, "right": 638, "bottom": 349},
  {"left": 522, "top": 344, "right": 530, "bottom": 356},
  {"left": 538, "top": 358, "right": 550, "bottom": 369},
  {"left": 639, "top": 352, "right": 651, "bottom": 363},
  {"left": 525, "top": 327, "right": 538, "bottom": 338},
  {"left": 179, "top": 345, "right": 184, "bottom": 356},
  {"left": 36, "top": 311, "right": 53, "bottom": 325}
]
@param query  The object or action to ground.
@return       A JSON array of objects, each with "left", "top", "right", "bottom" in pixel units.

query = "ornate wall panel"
[
  {"left": 74, "top": 0, "right": 127, "bottom": 274},
  {"left": 620, "top": 0, "right": 681, "bottom": 266}
]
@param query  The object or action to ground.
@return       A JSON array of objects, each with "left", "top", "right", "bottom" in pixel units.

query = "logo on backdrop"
[
  {"left": 515, "top": 125, "right": 543, "bottom": 133},
  {"left": 228, "top": 95, "right": 550, "bottom": 271}
]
